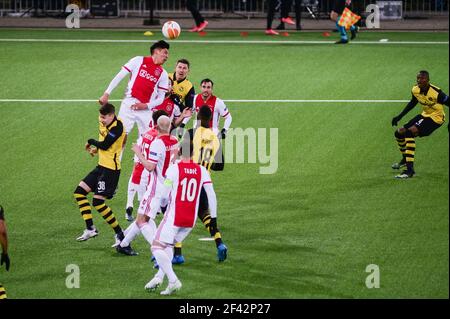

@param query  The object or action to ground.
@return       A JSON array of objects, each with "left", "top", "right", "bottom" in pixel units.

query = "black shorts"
[
  {"left": 197, "top": 186, "right": 209, "bottom": 221},
  {"left": 82, "top": 166, "right": 120, "bottom": 199},
  {"left": 404, "top": 114, "right": 442, "bottom": 137}
]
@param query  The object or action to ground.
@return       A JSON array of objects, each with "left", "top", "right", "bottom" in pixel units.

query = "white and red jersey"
[
  {"left": 131, "top": 128, "right": 158, "bottom": 185},
  {"left": 193, "top": 94, "right": 231, "bottom": 132},
  {"left": 149, "top": 96, "right": 181, "bottom": 128},
  {"left": 122, "top": 56, "right": 169, "bottom": 104},
  {"left": 147, "top": 134, "right": 179, "bottom": 185},
  {"left": 139, "top": 134, "right": 179, "bottom": 217},
  {"left": 164, "top": 161, "right": 212, "bottom": 228}
]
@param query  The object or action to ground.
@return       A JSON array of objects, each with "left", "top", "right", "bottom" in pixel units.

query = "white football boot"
[
  {"left": 145, "top": 276, "right": 164, "bottom": 291},
  {"left": 160, "top": 279, "right": 182, "bottom": 295},
  {"left": 76, "top": 227, "right": 98, "bottom": 241}
]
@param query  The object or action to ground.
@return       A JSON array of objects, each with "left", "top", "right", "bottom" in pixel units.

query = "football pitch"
[{"left": 0, "top": 28, "right": 448, "bottom": 299}]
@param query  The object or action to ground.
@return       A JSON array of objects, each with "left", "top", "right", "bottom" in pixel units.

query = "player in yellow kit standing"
[
  {"left": 391, "top": 70, "right": 450, "bottom": 178},
  {"left": 73, "top": 104, "right": 136, "bottom": 254}
]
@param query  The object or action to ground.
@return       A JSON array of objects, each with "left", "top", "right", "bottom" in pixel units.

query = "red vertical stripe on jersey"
[
  {"left": 159, "top": 135, "right": 179, "bottom": 177},
  {"left": 131, "top": 57, "right": 163, "bottom": 103},
  {"left": 195, "top": 95, "right": 217, "bottom": 128},
  {"left": 174, "top": 161, "right": 202, "bottom": 227}
]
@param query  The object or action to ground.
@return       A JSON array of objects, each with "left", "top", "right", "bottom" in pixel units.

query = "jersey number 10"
[{"left": 180, "top": 178, "right": 198, "bottom": 202}]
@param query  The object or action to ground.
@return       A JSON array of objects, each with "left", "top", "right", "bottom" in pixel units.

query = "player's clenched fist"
[
  {"left": 98, "top": 93, "right": 109, "bottom": 106},
  {"left": 85, "top": 143, "right": 98, "bottom": 157}
]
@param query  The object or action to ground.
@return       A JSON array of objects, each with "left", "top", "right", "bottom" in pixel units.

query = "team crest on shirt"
[
  {"left": 155, "top": 68, "right": 161, "bottom": 76},
  {"left": 166, "top": 104, "right": 173, "bottom": 112},
  {"left": 179, "top": 87, "right": 184, "bottom": 92}
]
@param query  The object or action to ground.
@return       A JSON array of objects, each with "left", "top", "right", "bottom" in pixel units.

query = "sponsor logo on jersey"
[{"left": 139, "top": 69, "right": 158, "bottom": 83}]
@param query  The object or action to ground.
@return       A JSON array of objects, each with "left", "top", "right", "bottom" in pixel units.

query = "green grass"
[{"left": 0, "top": 29, "right": 448, "bottom": 299}]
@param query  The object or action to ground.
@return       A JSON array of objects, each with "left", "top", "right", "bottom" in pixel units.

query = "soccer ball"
[{"left": 162, "top": 21, "right": 181, "bottom": 40}]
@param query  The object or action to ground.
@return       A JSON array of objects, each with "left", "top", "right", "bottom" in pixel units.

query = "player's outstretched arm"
[
  {"left": 392, "top": 95, "right": 418, "bottom": 126},
  {"left": 99, "top": 69, "right": 129, "bottom": 105}
]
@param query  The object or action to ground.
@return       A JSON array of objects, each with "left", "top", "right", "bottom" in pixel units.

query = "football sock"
[
  {"left": 404, "top": 132, "right": 416, "bottom": 170},
  {"left": 126, "top": 177, "right": 137, "bottom": 209},
  {"left": 201, "top": 213, "right": 223, "bottom": 247},
  {"left": 336, "top": 19, "right": 348, "bottom": 40},
  {"left": 394, "top": 130, "right": 407, "bottom": 160},
  {"left": 120, "top": 221, "right": 141, "bottom": 247},
  {"left": 152, "top": 247, "right": 177, "bottom": 283},
  {"left": 0, "top": 283, "right": 6, "bottom": 299},
  {"left": 74, "top": 186, "right": 94, "bottom": 230},
  {"left": 174, "top": 242, "right": 182, "bottom": 256},
  {"left": 93, "top": 198, "right": 122, "bottom": 236},
  {"left": 140, "top": 220, "right": 157, "bottom": 245}
]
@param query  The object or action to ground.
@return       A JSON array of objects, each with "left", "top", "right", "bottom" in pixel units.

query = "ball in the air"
[{"left": 162, "top": 21, "right": 181, "bottom": 40}]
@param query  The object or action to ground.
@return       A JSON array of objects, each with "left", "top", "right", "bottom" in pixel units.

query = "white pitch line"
[
  {"left": 0, "top": 99, "right": 409, "bottom": 103},
  {"left": 0, "top": 38, "right": 448, "bottom": 45}
]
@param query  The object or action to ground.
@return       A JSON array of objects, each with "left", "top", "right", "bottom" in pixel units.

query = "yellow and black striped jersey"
[
  {"left": 188, "top": 127, "right": 223, "bottom": 172},
  {"left": 89, "top": 117, "right": 125, "bottom": 171},
  {"left": 169, "top": 72, "right": 195, "bottom": 109},
  {"left": 412, "top": 84, "right": 446, "bottom": 124}
]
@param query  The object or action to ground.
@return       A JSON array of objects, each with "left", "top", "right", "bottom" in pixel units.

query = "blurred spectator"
[
  {"left": 187, "top": 0, "right": 209, "bottom": 32},
  {"left": 266, "top": 0, "right": 296, "bottom": 35},
  {"left": 276, "top": 0, "right": 303, "bottom": 31}
]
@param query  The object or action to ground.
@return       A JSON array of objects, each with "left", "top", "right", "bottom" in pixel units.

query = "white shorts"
[
  {"left": 118, "top": 97, "right": 153, "bottom": 136},
  {"left": 137, "top": 174, "right": 160, "bottom": 218},
  {"left": 154, "top": 219, "right": 192, "bottom": 246}
]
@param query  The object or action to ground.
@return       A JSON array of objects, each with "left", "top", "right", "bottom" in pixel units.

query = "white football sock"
[
  {"left": 120, "top": 222, "right": 140, "bottom": 247},
  {"left": 126, "top": 177, "right": 138, "bottom": 209},
  {"left": 140, "top": 219, "right": 156, "bottom": 245},
  {"left": 152, "top": 247, "right": 178, "bottom": 283}
]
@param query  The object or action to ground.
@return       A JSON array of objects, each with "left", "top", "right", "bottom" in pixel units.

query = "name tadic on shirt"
[{"left": 164, "top": 161, "right": 212, "bottom": 228}]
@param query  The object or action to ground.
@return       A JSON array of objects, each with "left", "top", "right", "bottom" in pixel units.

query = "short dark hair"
[
  {"left": 152, "top": 110, "right": 168, "bottom": 124},
  {"left": 150, "top": 40, "right": 170, "bottom": 55},
  {"left": 200, "top": 78, "right": 214, "bottom": 87},
  {"left": 99, "top": 103, "right": 115, "bottom": 115},
  {"left": 418, "top": 70, "right": 429, "bottom": 78},
  {"left": 198, "top": 105, "right": 212, "bottom": 122},
  {"left": 176, "top": 58, "right": 190, "bottom": 68}
]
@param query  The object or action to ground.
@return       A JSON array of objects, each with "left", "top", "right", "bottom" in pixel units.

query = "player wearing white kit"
[
  {"left": 98, "top": 40, "right": 170, "bottom": 145},
  {"left": 181, "top": 78, "right": 232, "bottom": 138},
  {"left": 116, "top": 116, "right": 178, "bottom": 256},
  {"left": 144, "top": 139, "right": 220, "bottom": 295},
  {"left": 124, "top": 110, "right": 168, "bottom": 222}
]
